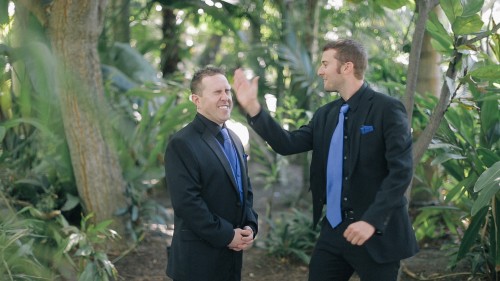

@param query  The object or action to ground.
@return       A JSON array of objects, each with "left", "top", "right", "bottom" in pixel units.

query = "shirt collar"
[
  {"left": 344, "top": 81, "right": 368, "bottom": 112},
  {"left": 196, "top": 113, "right": 224, "bottom": 136}
]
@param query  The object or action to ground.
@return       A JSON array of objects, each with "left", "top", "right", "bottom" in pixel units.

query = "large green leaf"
[
  {"left": 477, "top": 148, "right": 500, "bottom": 168},
  {"left": 479, "top": 92, "right": 500, "bottom": 148},
  {"left": 440, "top": 0, "right": 463, "bottom": 23},
  {"left": 493, "top": 196, "right": 500, "bottom": 268},
  {"left": 471, "top": 161, "right": 500, "bottom": 215},
  {"left": 426, "top": 12, "right": 453, "bottom": 52},
  {"left": 0, "top": 125, "right": 5, "bottom": 141},
  {"left": 0, "top": 0, "right": 8, "bottom": 25},
  {"left": 469, "top": 65, "right": 500, "bottom": 80},
  {"left": 430, "top": 152, "right": 467, "bottom": 165},
  {"left": 461, "top": 0, "right": 484, "bottom": 17},
  {"left": 452, "top": 15, "right": 484, "bottom": 35},
  {"left": 457, "top": 206, "right": 488, "bottom": 260},
  {"left": 375, "top": 0, "right": 408, "bottom": 10},
  {"left": 108, "top": 42, "right": 160, "bottom": 84}
]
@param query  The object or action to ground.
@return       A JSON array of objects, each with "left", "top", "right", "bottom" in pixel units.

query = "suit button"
[{"left": 236, "top": 202, "right": 241, "bottom": 207}]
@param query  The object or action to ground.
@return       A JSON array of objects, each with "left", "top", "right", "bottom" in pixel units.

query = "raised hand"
[{"left": 233, "top": 68, "right": 261, "bottom": 117}]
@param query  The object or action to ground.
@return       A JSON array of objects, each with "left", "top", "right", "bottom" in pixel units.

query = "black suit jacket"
[
  {"left": 165, "top": 114, "right": 258, "bottom": 280},
  {"left": 248, "top": 84, "right": 418, "bottom": 263}
]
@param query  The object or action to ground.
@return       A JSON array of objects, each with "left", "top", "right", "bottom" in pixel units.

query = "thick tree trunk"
[{"left": 45, "top": 1, "right": 128, "bottom": 238}]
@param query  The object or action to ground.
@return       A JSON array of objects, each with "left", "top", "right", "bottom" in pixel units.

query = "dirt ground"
[{"left": 113, "top": 163, "right": 486, "bottom": 281}]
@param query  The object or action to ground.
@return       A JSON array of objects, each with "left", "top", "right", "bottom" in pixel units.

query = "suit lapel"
[
  {"left": 202, "top": 129, "right": 240, "bottom": 197},
  {"left": 228, "top": 130, "right": 248, "bottom": 196}
]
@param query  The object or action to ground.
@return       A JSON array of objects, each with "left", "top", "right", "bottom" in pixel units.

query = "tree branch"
[
  {"left": 403, "top": 0, "right": 439, "bottom": 122},
  {"left": 412, "top": 44, "right": 464, "bottom": 168},
  {"left": 464, "top": 22, "right": 500, "bottom": 45}
]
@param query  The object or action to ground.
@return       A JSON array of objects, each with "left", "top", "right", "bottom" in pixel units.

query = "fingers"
[
  {"left": 251, "top": 76, "right": 260, "bottom": 87},
  {"left": 233, "top": 68, "right": 259, "bottom": 92},
  {"left": 233, "top": 68, "right": 247, "bottom": 92},
  {"left": 343, "top": 221, "right": 375, "bottom": 246},
  {"left": 228, "top": 227, "right": 255, "bottom": 251}
]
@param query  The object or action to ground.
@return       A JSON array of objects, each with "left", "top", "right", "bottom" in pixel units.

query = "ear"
[
  {"left": 343, "top": 62, "right": 353, "bottom": 73},
  {"left": 191, "top": 94, "right": 199, "bottom": 106}
]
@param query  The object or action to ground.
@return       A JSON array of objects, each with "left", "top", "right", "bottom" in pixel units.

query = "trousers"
[{"left": 308, "top": 218, "right": 400, "bottom": 281}]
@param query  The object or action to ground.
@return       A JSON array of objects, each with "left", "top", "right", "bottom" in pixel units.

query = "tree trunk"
[
  {"left": 410, "top": 30, "right": 442, "bottom": 206},
  {"left": 109, "top": 0, "right": 131, "bottom": 43},
  {"left": 45, "top": 1, "right": 129, "bottom": 238},
  {"left": 403, "top": 0, "right": 439, "bottom": 121},
  {"left": 198, "top": 34, "right": 222, "bottom": 66},
  {"left": 161, "top": 6, "right": 181, "bottom": 76},
  {"left": 416, "top": 31, "right": 441, "bottom": 97}
]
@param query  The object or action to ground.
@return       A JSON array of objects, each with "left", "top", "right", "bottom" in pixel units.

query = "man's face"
[
  {"left": 192, "top": 74, "right": 232, "bottom": 125},
  {"left": 317, "top": 49, "right": 345, "bottom": 92}
]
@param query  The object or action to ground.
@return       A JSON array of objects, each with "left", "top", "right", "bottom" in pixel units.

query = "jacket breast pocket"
[{"left": 359, "top": 129, "right": 383, "bottom": 165}]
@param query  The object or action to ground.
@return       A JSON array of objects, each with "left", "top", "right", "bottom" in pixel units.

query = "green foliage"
[
  {"left": 62, "top": 214, "right": 119, "bottom": 281},
  {"left": 0, "top": 35, "right": 80, "bottom": 222},
  {"left": 100, "top": 46, "right": 193, "bottom": 242},
  {"left": 264, "top": 208, "right": 319, "bottom": 264},
  {"left": 472, "top": 161, "right": 500, "bottom": 216},
  {"left": 0, "top": 211, "right": 55, "bottom": 280},
  {"left": 422, "top": 90, "right": 499, "bottom": 275},
  {"left": 414, "top": 1, "right": 500, "bottom": 275},
  {"left": 0, "top": 205, "right": 121, "bottom": 281},
  {"left": 0, "top": 0, "right": 498, "bottom": 279}
]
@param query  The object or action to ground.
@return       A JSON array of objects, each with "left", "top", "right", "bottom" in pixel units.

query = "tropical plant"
[
  {"left": 413, "top": 0, "right": 500, "bottom": 277},
  {"left": 62, "top": 213, "right": 120, "bottom": 281},
  {"left": 264, "top": 208, "right": 319, "bottom": 264},
  {"left": 0, "top": 211, "right": 55, "bottom": 280},
  {"left": 419, "top": 80, "right": 499, "bottom": 276}
]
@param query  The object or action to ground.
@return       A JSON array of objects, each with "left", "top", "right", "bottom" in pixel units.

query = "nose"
[
  {"left": 317, "top": 66, "right": 323, "bottom": 76},
  {"left": 221, "top": 91, "right": 231, "bottom": 101}
]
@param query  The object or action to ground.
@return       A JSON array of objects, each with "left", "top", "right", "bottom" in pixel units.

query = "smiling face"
[
  {"left": 192, "top": 73, "right": 233, "bottom": 126},
  {"left": 317, "top": 49, "right": 346, "bottom": 93}
]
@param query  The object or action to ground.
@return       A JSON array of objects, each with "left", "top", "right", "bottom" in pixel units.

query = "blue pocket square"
[{"left": 360, "top": 125, "right": 374, "bottom": 134}]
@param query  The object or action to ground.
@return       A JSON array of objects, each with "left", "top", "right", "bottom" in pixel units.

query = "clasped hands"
[{"left": 228, "top": 226, "right": 254, "bottom": 251}]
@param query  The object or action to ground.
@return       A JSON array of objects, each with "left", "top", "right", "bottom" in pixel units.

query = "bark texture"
[{"left": 43, "top": 0, "right": 128, "bottom": 236}]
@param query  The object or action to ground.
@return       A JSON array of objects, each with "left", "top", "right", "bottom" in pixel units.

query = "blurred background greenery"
[{"left": 0, "top": 0, "right": 499, "bottom": 280}]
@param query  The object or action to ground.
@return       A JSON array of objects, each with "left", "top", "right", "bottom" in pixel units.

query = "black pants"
[{"left": 308, "top": 218, "right": 400, "bottom": 281}]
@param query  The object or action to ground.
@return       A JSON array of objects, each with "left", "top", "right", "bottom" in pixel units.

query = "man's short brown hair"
[
  {"left": 190, "top": 66, "right": 226, "bottom": 96},
  {"left": 323, "top": 39, "right": 367, "bottom": 80}
]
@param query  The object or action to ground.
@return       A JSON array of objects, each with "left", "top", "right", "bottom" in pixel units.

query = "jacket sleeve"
[{"left": 248, "top": 108, "right": 313, "bottom": 155}]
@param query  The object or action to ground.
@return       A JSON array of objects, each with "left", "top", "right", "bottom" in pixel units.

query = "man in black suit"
[
  {"left": 164, "top": 66, "right": 258, "bottom": 281},
  {"left": 233, "top": 39, "right": 418, "bottom": 281}
]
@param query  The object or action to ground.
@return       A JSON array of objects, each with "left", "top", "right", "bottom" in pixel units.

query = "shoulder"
[
  {"left": 167, "top": 122, "right": 200, "bottom": 152},
  {"left": 366, "top": 87, "right": 404, "bottom": 108},
  {"left": 315, "top": 100, "right": 338, "bottom": 116},
  {"left": 171, "top": 122, "right": 195, "bottom": 140}
]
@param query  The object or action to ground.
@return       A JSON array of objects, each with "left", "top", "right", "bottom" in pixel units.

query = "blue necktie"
[
  {"left": 326, "top": 104, "right": 349, "bottom": 228},
  {"left": 220, "top": 128, "right": 243, "bottom": 202}
]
